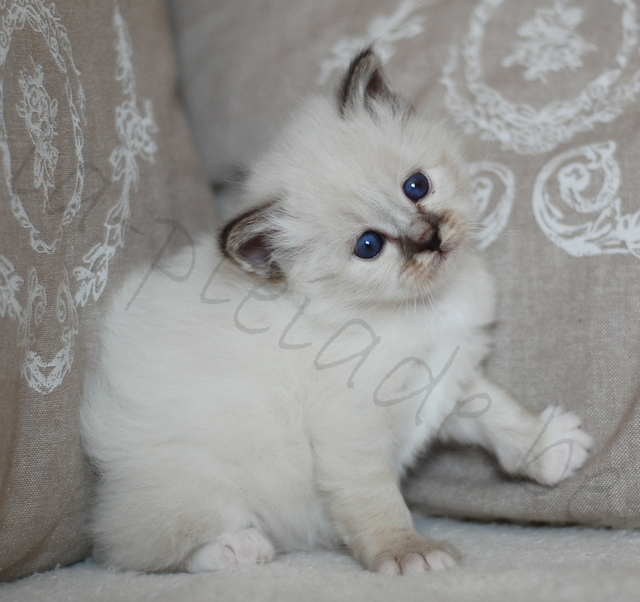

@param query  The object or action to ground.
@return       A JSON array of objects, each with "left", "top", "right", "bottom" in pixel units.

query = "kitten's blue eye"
[
  {"left": 354, "top": 231, "right": 384, "bottom": 259},
  {"left": 403, "top": 172, "right": 431, "bottom": 202}
]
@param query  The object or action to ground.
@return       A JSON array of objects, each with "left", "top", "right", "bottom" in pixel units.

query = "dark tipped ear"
[
  {"left": 219, "top": 202, "right": 283, "bottom": 281},
  {"left": 338, "top": 48, "right": 398, "bottom": 117}
]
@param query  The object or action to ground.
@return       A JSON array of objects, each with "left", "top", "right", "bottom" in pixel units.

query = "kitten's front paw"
[
  {"left": 373, "top": 537, "right": 457, "bottom": 575},
  {"left": 523, "top": 406, "right": 594, "bottom": 486}
]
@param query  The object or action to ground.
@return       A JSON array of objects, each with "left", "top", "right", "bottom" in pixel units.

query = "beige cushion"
[
  {"left": 170, "top": 0, "right": 640, "bottom": 526},
  {"left": 0, "top": 0, "right": 213, "bottom": 581}
]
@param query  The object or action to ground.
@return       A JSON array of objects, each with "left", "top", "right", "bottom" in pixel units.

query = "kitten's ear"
[
  {"left": 219, "top": 202, "right": 283, "bottom": 281},
  {"left": 338, "top": 48, "right": 399, "bottom": 117}
]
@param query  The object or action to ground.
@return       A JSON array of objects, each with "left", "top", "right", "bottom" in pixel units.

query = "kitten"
[{"left": 81, "top": 49, "right": 593, "bottom": 576}]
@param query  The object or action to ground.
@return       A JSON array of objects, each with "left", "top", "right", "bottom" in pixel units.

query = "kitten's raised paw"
[
  {"left": 185, "top": 528, "right": 276, "bottom": 573},
  {"left": 374, "top": 539, "right": 457, "bottom": 575},
  {"left": 523, "top": 406, "right": 594, "bottom": 486}
]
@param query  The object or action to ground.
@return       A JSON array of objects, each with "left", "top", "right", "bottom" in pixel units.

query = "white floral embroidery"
[
  {"left": 74, "top": 7, "right": 157, "bottom": 308},
  {"left": 502, "top": 1, "right": 597, "bottom": 84},
  {"left": 16, "top": 60, "right": 60, "bottom": 208},
  {"left": 533, "top": 141, "right": 640, "bottom": 258},
  {"left": 16, "top": 268, "right": 46, "bottom": 361},
  {"left": 442, "top": 0, "right": 640, "bottom": 155},
  {"left": 18, "top": 267, "right": 78, "bottom": 394},
  {"left": 0, "top": 0, "right": 85, "bottom": 255},
  {"left": 470, "top": 161, "right": 515, "bottom": 249},
  {"left": 0, "top": 255, "right": 23, "bottom": 321},
  {"left": 317, "top": 0, "right": 444, "bottom": 85},
  {"left": 0, "top": 4, "right": 156, "bottom": 394}
]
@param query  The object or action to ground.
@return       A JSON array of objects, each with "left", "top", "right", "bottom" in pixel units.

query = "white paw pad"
[
  {"left": 376, "top": 544, "right": 457, "bottom": 575},
  {"left": 524, "top": 406, "right": 594, "bottom": 486},
  {"left": 186, "top": 527, "right": 276, "bottom": 573}
]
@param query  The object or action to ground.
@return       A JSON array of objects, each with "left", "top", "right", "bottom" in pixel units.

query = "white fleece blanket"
[{"left": 1, "top": 516, "right": 639, "bottom": 602}]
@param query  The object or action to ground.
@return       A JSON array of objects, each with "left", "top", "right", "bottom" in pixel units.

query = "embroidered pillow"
[
  {"left": 0, "top": 0, "right": 213, "bottom": 581},
  {"left": 170, "top": 0, "right": 640, "bottom": 527}
]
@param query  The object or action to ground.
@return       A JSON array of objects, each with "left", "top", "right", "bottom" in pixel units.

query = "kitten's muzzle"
[
  {"left": 401, "top": 230, "right": 441, "bottom": 256},
  {"left": 401, "top": 215, "right": 447, "bottom": 258}
]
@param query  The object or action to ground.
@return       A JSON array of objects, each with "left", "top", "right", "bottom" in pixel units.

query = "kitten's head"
[{"left": 220, "top": 49, "right": 477, "bottom": 308}]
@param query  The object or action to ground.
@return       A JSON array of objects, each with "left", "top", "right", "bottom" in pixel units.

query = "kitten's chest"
[
  {"left": 367, "top": 317, "right": 480, "bottom": 470},
  {"left": 204, "top": 268, "right": 491, "bottom": 470}
]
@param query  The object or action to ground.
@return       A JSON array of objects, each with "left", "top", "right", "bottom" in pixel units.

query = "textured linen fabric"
[
  {"left": 169, "top": 0, "right": 640, "bottom": 526},
  {"left": 0, "top": 0, "right": 214, "bottom": 581}
]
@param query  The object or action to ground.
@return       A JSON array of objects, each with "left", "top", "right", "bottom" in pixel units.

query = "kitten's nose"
[
  {"left": 403, "top": 214, "right": 446, "bottom": 257},
  {"left": 402, "top": 225, "right": 442, "bottom": 258},
  {"left": 420, "top": 229, "right": 441, "bottom": 253}
]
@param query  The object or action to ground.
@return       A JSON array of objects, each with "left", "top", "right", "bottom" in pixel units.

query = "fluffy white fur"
[{"left": 81, "top": 51, "right": 593, "bottom": 576}]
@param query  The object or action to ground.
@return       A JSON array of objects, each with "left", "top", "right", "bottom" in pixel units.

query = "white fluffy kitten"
[{"left": 82, "top": 50, "right": 593, "bottom": 576}]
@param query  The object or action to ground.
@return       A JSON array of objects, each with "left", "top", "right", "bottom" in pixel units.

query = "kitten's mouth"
[{"left": 428, "top": 243, "right": 453, "bottom": 269}]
